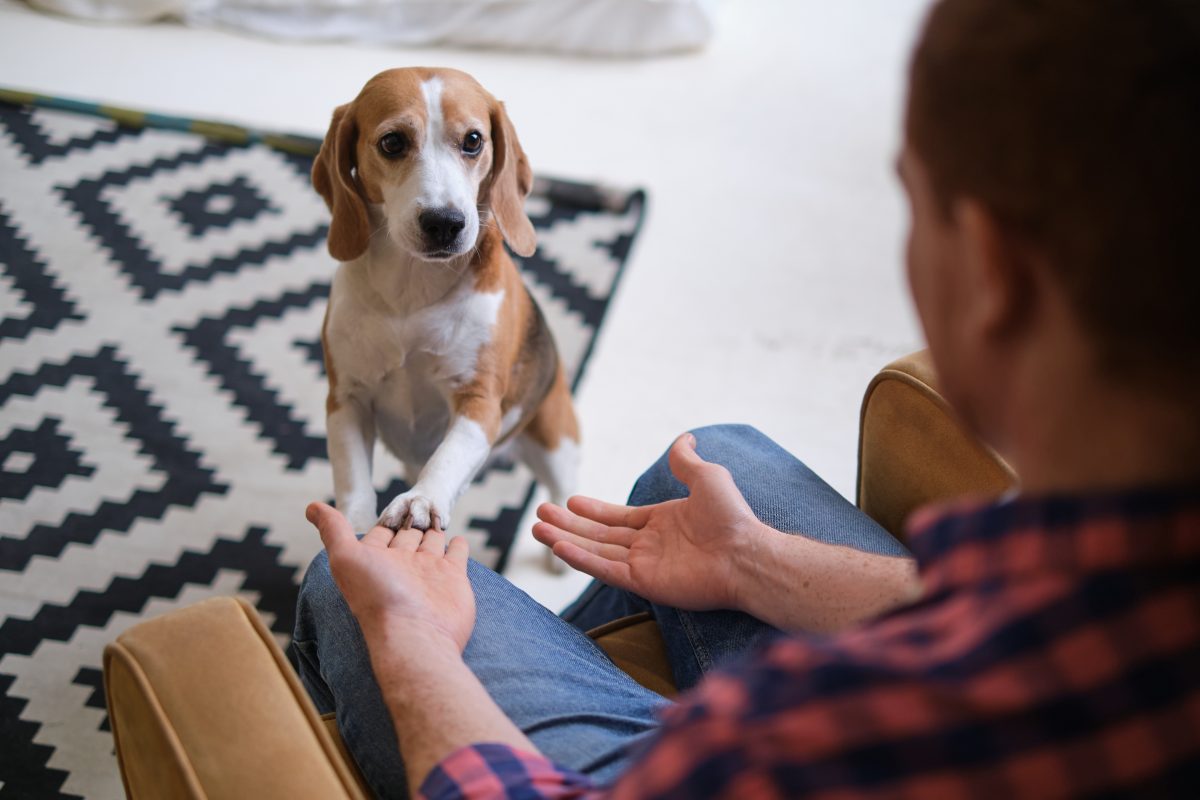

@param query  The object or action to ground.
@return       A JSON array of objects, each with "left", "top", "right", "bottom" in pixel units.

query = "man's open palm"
[
  {"left": 534, "top": 434, "right": 767, "bottom": 612},
  {"left": 306, "top": 502, "right": 476, "bottom": 651}
]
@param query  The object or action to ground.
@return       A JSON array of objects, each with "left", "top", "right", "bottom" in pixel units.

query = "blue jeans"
[{"left": 293, "top": 424, "right": 907, "bottom": 798}]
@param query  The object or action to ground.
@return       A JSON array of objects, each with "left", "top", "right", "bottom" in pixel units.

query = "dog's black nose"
[{"left": 419, "top": 208, "right": 466, "bottom": 250}]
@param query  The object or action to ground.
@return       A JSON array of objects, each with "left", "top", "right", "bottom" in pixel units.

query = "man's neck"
[{"left": 999, "top": 364, "right": 1200, "bottom": 495}]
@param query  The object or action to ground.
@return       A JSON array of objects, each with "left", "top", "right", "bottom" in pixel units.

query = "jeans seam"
[
  {"left": 675, "top": 608, "right": 714, "bottom": 676},
  {"left": 292, "top": 637, "right": 336, "bottom": 712}
]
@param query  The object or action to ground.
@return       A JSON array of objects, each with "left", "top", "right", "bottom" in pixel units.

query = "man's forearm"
[
  {"left": 732, "top": 524, "right": 922, "bottom": 633},
  {"left": 364, "top": 620, "right": 538, "bottom": 792}
]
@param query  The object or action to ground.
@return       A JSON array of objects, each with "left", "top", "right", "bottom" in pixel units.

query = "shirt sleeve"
[{"left": 418, "top": 743, "right": 602, "bottom": 800}]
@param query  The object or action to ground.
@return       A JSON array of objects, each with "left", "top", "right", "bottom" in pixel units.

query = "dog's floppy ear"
[
  {"left": 485, "top": 100, "right": 537, "bottom": 257},
  {"left": 312, "top": 103, "right": 370, "bottom": 262}
]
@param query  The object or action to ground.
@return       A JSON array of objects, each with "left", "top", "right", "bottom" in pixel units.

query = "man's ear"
[
  {"left": 312, "top": 103, "right": 371, "bottom": 262},
  {"left": 484, "top": 100, "right": 537, "bottom": 257},
  {"left": 956, "top": 199, "right": 1034, "bottom": 341}
]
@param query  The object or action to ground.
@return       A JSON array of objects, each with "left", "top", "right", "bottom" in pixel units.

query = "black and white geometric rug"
[{"left": 0, "top": 93, "right": 644, "bottom": 799}]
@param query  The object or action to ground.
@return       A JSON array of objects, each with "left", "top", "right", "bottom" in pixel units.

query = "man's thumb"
[
  {"left": 667, "top": 432, "right": 707, "bottom": 485},
  {"left": 306, "top": 501, "right": 350, "bottom": 550}
]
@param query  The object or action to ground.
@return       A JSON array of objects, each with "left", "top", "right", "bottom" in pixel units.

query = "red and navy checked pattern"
[
  {"left": 420, "top": 488, "right": 1200, "bottom": 798},
  {"left": 422, "top": 743, "right": 596, "bottom": 799}
]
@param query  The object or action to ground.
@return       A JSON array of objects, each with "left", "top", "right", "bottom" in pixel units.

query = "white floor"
[{"left": 0, "top": 0, "right": 931, "bottom": 611}]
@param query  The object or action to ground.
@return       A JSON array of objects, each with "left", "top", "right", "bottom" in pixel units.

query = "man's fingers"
[
  {"left": 537, "top": 502, "right": 638, "bottom": 546},
  {"left": 386, "top": 528, "right": 422, "bottom": 550},
  {"left": 418, "top": 527, "right": 446, "bottom": 554},
  {"left": 364, "top": 524, "right": 396, "bottom": 547},
  {"left": 306, "top": 502, "right": 356, "bottom": 551},
  {"left": 552, "top": 541, "right": 633, "bottom": 588},
  {"left": 562, "top": 496, "right": 651, "bottom": 530},
  {"left": 533, "top": 521, "right": 631, "bottom": 562},
  {"left": 446, "top": 536, "right": 470, "bottom": 567}
]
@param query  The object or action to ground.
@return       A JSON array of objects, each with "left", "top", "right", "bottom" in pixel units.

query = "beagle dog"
[{"left": 313, "top": 67, "right": 579, "bottom": 567}]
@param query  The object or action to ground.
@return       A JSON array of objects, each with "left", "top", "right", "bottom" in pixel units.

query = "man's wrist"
[
  {"left": 727, "top": 519, "right": 784, "bottom": 613},
  {"left": 361, "top": 614, "right": 464, "bottom": 668},
  {"left": 727, "top": 523, "right": 922, "bottom": 632},
  {"left": 365, "top": 619, "right": 466, "bottom": 722}
]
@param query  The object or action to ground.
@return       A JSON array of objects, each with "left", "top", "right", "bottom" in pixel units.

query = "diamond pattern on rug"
[
  {"left": 58, "top": 144, "right": 329, "bottom": 299},
  {"left": 166, "top": 174, "right": 280, "bottom": 236},
  {"left": 173, "top": 278, "right": 331, "bottom": 471},
  {"left": 0, "top": 346, "right": 228, "bottom": 573},
  {"left": 1, "top": 106, "right": 139, "bottom": 166},
  {"left": 0, "top": 207, "right": 86, "bottom": 342},
  {"left": 0, "top": 98, "right": 644, "bottom": 800}
]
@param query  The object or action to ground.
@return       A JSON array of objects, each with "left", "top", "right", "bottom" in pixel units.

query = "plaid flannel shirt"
[{"left": 421, "top": 487, "right": 1200, "bottom": 798}]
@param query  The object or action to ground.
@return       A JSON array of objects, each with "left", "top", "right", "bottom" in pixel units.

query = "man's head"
[{"left": 899, "top": 0, "right": 1200, "bottom": 466}]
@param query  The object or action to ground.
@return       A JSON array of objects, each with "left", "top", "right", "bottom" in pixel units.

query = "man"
[{"left": 293, "top": 0, "right": 1200, "bottom": 796}]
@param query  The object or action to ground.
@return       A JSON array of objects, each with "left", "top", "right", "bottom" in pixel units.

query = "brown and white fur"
[{"left": 313, "top": 67, "right": 579, "bottom": 569}]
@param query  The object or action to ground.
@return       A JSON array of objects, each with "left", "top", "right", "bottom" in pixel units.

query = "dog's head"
[{"left": 312, "top": 67, "right": 536, "bottom": 263}]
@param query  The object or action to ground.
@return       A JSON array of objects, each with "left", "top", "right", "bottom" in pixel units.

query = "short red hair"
[{"left": 907, "top": 0, "right": 1200, "bottom": 378}]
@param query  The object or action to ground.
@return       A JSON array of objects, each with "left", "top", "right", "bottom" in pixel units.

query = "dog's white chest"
[
  {"left": 372, "top": 355, "right": 451, "bottom": 465},
  {"left": 325, "top": 263, "right": 503, "bottom": 465}
]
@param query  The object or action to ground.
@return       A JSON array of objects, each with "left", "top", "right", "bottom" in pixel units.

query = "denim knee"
[
  {"left": 294, "top": 549, "right": 350, "bottom": 641},
  {"left": 299, "top": 549, "right": 334, "bottom": 601},
  {"left": 689, "top": 424, "right": 773, "bottom": 453},
  {"left": 627, "top": 424, "right": 773, "bottom": 507}
]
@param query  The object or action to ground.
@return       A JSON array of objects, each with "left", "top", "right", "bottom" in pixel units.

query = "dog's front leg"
[
  {"left": 378, "top": 394, "right": 498, "bottom": 531},
  {"left": 327, "top": 398, "right": 378, "bottom": 534}
]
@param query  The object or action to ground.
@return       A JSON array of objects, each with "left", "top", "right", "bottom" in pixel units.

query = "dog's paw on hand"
[{"left": 377, "top": 491, "right": 448, "bottom": 531}]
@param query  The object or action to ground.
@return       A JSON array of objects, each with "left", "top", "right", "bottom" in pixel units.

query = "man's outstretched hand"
[
  {"left": 305, "top": 502, "right": 475, "bottom": 653},
  {"left": 306, "top": 503, "right": 542, "bottom": 785},
  {"left": 533, "top": 433, "right": 771, "bottom": 613}
]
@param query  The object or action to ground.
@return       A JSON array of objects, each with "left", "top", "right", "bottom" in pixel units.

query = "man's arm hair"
[{"left": 731, "top": 524, "right": 922, "bottom": 633}]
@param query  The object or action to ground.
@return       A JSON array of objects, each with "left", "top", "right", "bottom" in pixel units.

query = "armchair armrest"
[
  {"left": 856, "top": 350, "right": 1016, "bottom": 540},
  {"left": 104, "top": 596, "right": 368, "bottom": 800}
]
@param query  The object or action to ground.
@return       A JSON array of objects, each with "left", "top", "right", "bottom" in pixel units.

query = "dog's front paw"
[{"left": 377, "top": 490, "right": 449, "bottom": 531}]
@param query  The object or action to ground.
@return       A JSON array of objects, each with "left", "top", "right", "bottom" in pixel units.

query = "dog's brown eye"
[
  {"left": 379, "top": 132, "right": 408, "bottom": 158},
  {"left": 462, "top": 131, "right": 483, "bottom": 156}
]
